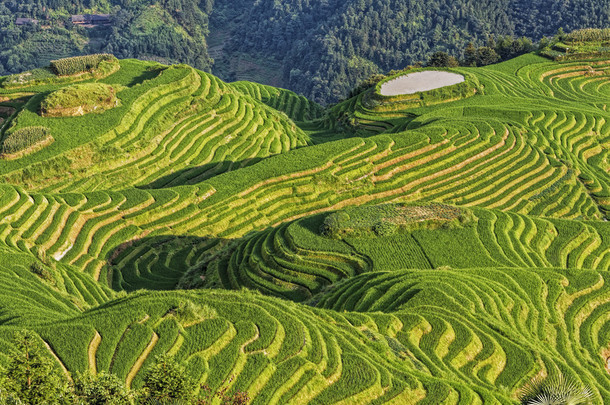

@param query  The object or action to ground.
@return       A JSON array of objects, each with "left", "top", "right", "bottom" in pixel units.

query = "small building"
[
  {"left": 71, "top": 14, "right": 87, "bottom": 24},
  {"left": 71, "top": 14, "right": 111, "bottom": 26},
  {"left": 15, "top": 18, "right": 38, "bottom": 26}
]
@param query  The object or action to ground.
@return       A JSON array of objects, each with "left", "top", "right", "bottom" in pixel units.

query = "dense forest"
[
  {"left": 0, "top": 0, "right": 212, "bottom": 75},
  {"left": 1, "top": 0, "right": 610, "bottom": 103},
  {"left": 219, "top": 0, "right": 610, "bottom": 103}
]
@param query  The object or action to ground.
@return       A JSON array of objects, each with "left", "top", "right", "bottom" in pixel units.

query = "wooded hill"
[{"left": 3, "top": 0, "right": 610, "bottom": 103}]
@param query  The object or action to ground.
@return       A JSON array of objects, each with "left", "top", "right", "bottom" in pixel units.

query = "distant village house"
[
  {"left": 71, "top": 14, "right": 111, "bottom": 26},
  {"left": 15, "top": 18, "right": 38, "bottom": 26}
]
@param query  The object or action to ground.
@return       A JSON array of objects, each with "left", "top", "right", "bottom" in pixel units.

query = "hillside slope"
[{"left": 2, "top": 50, "right": 610, "bottom": 403}]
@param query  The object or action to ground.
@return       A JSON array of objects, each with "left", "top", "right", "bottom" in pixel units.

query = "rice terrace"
[{"left": 5, "top": 27, "right": 610, "bottom": 404}]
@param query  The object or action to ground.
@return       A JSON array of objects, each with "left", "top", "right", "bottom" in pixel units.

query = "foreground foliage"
[{"left": 520, "top": 374, "right": 592, "bottom": 405}]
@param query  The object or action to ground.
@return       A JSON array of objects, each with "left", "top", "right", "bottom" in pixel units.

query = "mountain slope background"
[{"left": 3, "top": 0, "right": 610, "bottom": 103}]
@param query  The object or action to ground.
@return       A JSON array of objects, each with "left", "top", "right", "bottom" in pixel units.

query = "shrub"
[
  {"left": 29, "top": 262, "right": 54, "bottom": 283},
  {"left": 50, "top": 54, "right": 116, "bottom": 76},
  {"left": 1, "top": 126, "right": 51, "bottom": 155},
  {"left": 519, "top": 374, "right": 592, "bottom": 405},
  {"left": 140, "top": 355, "right": 196, "bottom": 403},
  {"left": 72, "top": 371, "right": 133, "bottom": 405},
  {"left": 167, "top": 300, "right": 217, "bottom": 323},
  {"left": 564, "top": 28, "right": 610, "bottom": 44},
  {"left": 373, "top": 220, "right": 398, "bottom": 236}
]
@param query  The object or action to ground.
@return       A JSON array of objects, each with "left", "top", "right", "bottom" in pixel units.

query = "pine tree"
[
  {"left": 464, "top": 42, "right": 477, "bottom": 66},
  {"left": 0, "top": 330, "right": 70, "bottom": 404}
]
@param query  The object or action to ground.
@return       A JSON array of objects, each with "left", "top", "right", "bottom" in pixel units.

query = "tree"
[
  {"left": 427, "top": 51, "right": 459, "bottom": 68},
  {"left": 554, "top": 27, "right": 566, "bottom": 42},
  {"left": 0, "top": 330, "right": 70, "bottom": 404},
  {"left": 72, "top": 371, "right": 133, "bottom": 405},
  {"left": 464, "top": 42, "right": 477, "bottom": 66},
  {"left": 476, "top": 47, "right": 500, "bottom": 66},
  {"left": 140, "top": 355, "right": 196, "bottom": 402}
]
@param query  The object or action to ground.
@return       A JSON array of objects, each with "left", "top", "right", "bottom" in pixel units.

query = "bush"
[
  {"left": 373, "top": 221, "right": 398, "bottom": 236},
  {"left": 1, "top": 126, "right": 51, "bottom": 155},
  {"left": 565, "top": 28, "right": 610, "bottom": 44},
  {"left": 140, "top": 355, "right": 196, "bottom": 403},
  {"left": 29, "top": 262, "right": 54, "bottom": 283},
  {"left": 167, "top": 300, "right": 217, "bottom": 323},
  {"left": 50, "top": 54, "right": 116, "bottom": 76},
  {"left": 519, "top": 374, "right": 592, "bottom": 405},
  {"left": 72, "top": 372, "right": 133, "bottom": 405}
]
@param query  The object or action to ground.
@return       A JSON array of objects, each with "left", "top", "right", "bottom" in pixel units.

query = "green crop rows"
[{"left": 3, "top": 47, "right": 610, "bottom": 403}]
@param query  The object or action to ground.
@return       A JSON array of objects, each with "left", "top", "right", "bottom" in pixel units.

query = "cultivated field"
[{"left": 1, "top": 50, "right": 610, "bottom": 403}]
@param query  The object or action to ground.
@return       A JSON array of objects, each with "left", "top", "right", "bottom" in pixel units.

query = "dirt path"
[
  {"left": 88, "top": 331, "right": 102, "bottom": 375},
  {"left": 126, "top": 332, "right": 159, "bottom": 388}
]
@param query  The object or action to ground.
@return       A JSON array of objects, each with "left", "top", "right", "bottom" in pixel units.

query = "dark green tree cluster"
[
  {"left": 428, "top": 35, "right": 535, "bottom": 68},
  {"left": 0, "top": 0, "right": 212, "bottom": 76},
  {"left": 0, "top": 331, "right": 249, "bottom": 405}
]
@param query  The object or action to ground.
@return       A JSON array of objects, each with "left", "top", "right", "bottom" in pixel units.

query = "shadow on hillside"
[
  {"left": 137, "top": 113, "right": 435, "bottom": 190},
  {"left": 138, "top": 157, "right": 263, "bottom": 189},
  {"left": 125, "top": 67, "right": 164, "bottom": 87},
  {"left": 104, "top": 234, "right": 233, "bottom": 292}
]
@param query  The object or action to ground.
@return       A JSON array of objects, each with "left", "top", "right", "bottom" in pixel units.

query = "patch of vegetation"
[
  {"left": 41, "top": 82, "right": 118, "bottom": 117},
  {"left": 320, "top": 203, "right": 473, "bottom": 238},
  {"left": 540, "top": 28, "right": 610, "bottom": 61},
  {"left": 50, "top": 54, "right": 116, "bottom": 76},
  {"left": 2, "top": 68, "right": 57, "bottom": 88},
  {"left": 0, "top": 126, "right": 52, "bottom": 155},
  {"left": 519, "top": 374, "right": 592, "bottom": 405},
  {"left": 1, "top": 55, "right": 119, "bottom": 90}
]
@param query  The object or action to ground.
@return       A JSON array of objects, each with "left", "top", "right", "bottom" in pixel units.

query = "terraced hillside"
[{"left": 3, "top": 50, "right": 610, "bottom": 403}]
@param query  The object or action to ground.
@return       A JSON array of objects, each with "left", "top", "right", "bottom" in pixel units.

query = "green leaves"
[
  {"left": 519, "top": 374, "right": 593, "bottom": 405},
  {"left": 72, "top": 372, "right": 133, "bottom": 405},
  {"left": 0, "top": 331, "right": 70, "bottom": 404},
  {"left": 140, "top": 355, "right": 196, "bottom": 402}
]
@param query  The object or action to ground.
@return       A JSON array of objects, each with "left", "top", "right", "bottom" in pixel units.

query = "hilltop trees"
[
  {"left": 426, "top": 51, "right": 459, "bottom": 68},
  {"left": 0, "top": 0, "right": 212, "bottom": 76}
]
